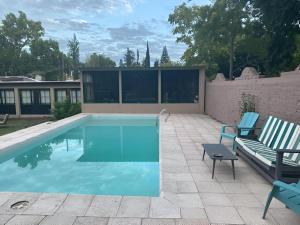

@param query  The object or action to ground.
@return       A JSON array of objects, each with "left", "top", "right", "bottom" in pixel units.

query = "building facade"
[
  {"left": 0, "top": 79, "right": 80, "bottom": 117},
  {"left": 81, "top": 66, "right": 205, "bottom": 113}
]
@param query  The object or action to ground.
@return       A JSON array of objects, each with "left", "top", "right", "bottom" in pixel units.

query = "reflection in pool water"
[{"left": 0, "top": 116, "right": 159, "bottom": 196}]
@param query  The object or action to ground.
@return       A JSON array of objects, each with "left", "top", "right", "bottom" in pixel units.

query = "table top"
[{"left": 202, "top": 144, "right": 238, "bottom": 160}]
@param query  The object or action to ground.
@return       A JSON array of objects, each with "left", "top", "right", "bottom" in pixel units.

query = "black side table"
[{"left": 202, "top": 144, "right": 238, "bottom": 179}]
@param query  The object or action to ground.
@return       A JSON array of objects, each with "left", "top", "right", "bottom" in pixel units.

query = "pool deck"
[{"left": 0, "top": 114, "right": 300, "bottom": 225}]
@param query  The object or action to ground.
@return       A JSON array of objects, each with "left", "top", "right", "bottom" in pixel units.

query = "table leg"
[
  {"left": 212, "top": 159, "right": 216, "bottom": 179},
  {"left": 231, "top": 160, "right": 235, "bottom": 179},
  {"left": 202, "top": 150, "right": 205, "bottom": 160}
]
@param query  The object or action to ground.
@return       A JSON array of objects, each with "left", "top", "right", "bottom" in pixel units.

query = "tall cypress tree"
[
  {"left": 136, "top": 49, "right": 140, "bottom": 65},
  {"left": 160, "top": 46, "right": 170, "bottom": 65},
  {"left": 145, "top": 41, "right": 150, "bottom": 68}
]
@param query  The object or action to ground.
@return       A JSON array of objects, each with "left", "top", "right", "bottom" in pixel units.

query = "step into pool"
[{"left": 0, "top": 115, "right": 160, "bottom": 196}]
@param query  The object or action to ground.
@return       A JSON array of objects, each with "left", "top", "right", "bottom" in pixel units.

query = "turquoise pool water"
[{"left": 0, "top": 115, "right": 160, "bottom": 196}]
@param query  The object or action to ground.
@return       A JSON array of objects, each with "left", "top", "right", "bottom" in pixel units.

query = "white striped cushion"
[{"left": 258, "top": 116, "right": 282, "bottom": 147}]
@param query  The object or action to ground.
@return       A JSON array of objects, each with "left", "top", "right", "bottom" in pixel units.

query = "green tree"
[
  {"left": 30, "top": 39, "right": 62, "bottom": 80},
  {"left": 68, "top": 34, "right": 80, "bottom": 79},
  {"left": 250, "top": 0, "right": 300, "bottom": 73},
  {"left": 209, "top": 0, "right": 249, "bottom": 79},
  {"left": 85, "top": 53, "right": 116, "bottom": 67},
  {"left": 0, "top": 11, "right": 44, "bottom": 52},
  {"left": 119, "top": 59, "right": 125, "bottom": 67},
  {"left": 169, "top": 1, "right": 270, "bottom": 78},
  {"left": 154, "top": 59, "right": 159, "bottom": 67},
  {"left": 0, "top": 11, "right": 44, "bottom": 75},
  {"left": 136, "top": 49, "right": 140, "bottom": 66},
  {"left": 160, "top": 46, "right": 170, "bottom": 65},
  {"left": 124, "top": 48, "right": 135, "bottom": 67},
  {"left": 144, "top": 41, "right": 150, "bottom": 68}
]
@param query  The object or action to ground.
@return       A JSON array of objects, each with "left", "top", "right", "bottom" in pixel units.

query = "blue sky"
[{"left": 0, "top": 0, "right": 210, "bottom": 64}]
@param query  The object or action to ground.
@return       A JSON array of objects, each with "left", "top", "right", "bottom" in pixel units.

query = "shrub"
[
  {"left": 52, "top": 98, "right": 81, "bottom": 120},
  {"left": 240, "top": 93, "right": 256, "bottom": 118}
]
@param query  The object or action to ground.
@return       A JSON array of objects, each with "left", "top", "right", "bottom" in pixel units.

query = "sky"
[{"left": 0, "top": 0, "right": 210, "bottom": 64}]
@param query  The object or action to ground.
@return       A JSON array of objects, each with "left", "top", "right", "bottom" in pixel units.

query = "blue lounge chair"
[
  {"left": 219, "top": 112, "right": 259, "bottom": 144},
  {"left": 263, "top": 180, "right": 300, "bottom": 218}
]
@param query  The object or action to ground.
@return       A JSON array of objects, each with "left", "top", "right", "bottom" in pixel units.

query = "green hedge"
[{"left": 52, "top": 98, "right": 81, "bottom": 120}]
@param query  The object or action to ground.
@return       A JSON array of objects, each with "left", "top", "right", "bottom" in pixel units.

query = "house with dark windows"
[
  {"left": 81, "top": 66, "right": 205, "bottom": 113},
  {"left": 0, "top": 77, "right": 80, "bottom": 117}
]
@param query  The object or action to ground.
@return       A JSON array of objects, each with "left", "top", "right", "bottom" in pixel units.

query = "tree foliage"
[
  {"left": 52, "top": 98, "right": 81, "bottom": 120},
  {"left": 124, "top": 48, "right": 135, "bottom": 67},
  {"left": 144, "top": 41, "right": 150, "bottom": 68},
  {"left": 85, "top": 53, "right": 116, "bottom": 67},
  {"left": 0, "top": 11, "right": 69, "bottom": 80},
  {"left": 160, "top": 46, "right": 170, "bottom": 65},
  {"left": 30, "top": 39, "right": 63, "bottom": 80},
  {"left": 169, "top": 0, "right": 300, "bottom": 78},
  {"left": 249, "top": 0, "right": 300, "bottom": 73},
  {"left": 67, "top": 34, "right": 80, "bottom": 79}
]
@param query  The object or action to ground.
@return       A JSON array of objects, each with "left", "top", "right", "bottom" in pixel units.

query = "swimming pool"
[{"left": 0, "top": 115, "right": 160, "bottom": 196}]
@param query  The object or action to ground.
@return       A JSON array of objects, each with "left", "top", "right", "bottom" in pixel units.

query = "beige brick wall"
[{"left": 205, "top": 71, "right": 300, "bottom": 125}]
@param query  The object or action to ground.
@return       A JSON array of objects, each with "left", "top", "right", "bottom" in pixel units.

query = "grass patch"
[{"left": 0, "top": 118, "right": 50, "bottom": 136}]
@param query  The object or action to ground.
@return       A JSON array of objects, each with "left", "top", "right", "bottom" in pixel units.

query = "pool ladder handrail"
[{"left": 156, "top": 109, "right": 171, "bottom": 126}]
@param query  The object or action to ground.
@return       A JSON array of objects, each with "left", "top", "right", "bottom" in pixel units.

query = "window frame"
[{"left": 161, "top": 69, "right": 199, "bottom": 104}]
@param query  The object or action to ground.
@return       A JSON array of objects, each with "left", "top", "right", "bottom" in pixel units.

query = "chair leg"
[
  {"left": 219, "top": 136, "right": 222, "bottom": 143},
  {"left": 262, "top": 191, "right": 274, "bottom": 219}
]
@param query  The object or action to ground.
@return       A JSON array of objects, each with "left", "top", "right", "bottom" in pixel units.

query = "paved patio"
[{"left": 0, "top": 114, "right": 300, "bottom": 225}]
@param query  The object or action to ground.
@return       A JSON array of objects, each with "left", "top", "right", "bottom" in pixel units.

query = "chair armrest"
[
  {"left": 277, "top": 149, "right": 300, "bottom": 154},
  {"left": 237, "top": 127, "right": 261, "bottom": 137},
  {"left": 273, "top": 180, "right": 300, "bottom": 194},
  {"left": 237, "top": 127, "right": 262, "bottom": 131},
  {"left": 221, "top": 125, "right": 237, "bottom": 133},
  {"left": 275, "top": 150, "right": 300, "bottom": 180}
]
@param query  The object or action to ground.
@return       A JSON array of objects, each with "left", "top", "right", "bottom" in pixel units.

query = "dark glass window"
[
  {"left": 122, "top": 70, "right": 158, "bottom": 103},
  {"left": 70, "top": 89, "right": 81, "bottom": 103},
  {"left": 20, "top": 89, "right": 51, "bottom": 114},
  {"left": 83, "top": 71, "right": 119, "bottom": 103},
  {"left": 55, "top": 89, "right": 67, "bottom": 103},
  {"left": 161, "top": 70, "right": 199, "bottom": 103},
  {"left": 0, "top": 89, "right": 16, "bottom": 114}
]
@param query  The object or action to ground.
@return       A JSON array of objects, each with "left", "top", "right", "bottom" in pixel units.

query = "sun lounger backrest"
[
  {"left": 258, "top": 116, "right": 282, "bottom": 147},
  {"left": 238, "top": 112, "right": 259, "bottom": 136},
  {"left": 284, "top": 124, "right": 300, "bottom": 165}
]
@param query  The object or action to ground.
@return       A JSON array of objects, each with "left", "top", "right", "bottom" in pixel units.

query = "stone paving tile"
[
  {"left": 107, "top": 217, "right": 141, "bottom": 225},
  {"left": 175, "top": 194, "right": 203, "bottom": 208},
  {"left": 149, "top": 198, "right": 180, "bottom": 218},
  {"left": 176, "top": 181, "right": 198, "bottom": 193},
  {"left": 0, "top": 192, "right": 41, "bottom": 215},
  {"left": 180, "top": 208, "right": 207, "bottom": 219},
  {"left": 85, "top": 196, "right": 122, "bottom": 217},
  {"left": 205, "top": 206, "right": 244, "bottom": 224},
  {"left": 227, "top": 193, "right": 262, "bottom": 208},
  {"left": 116, "top": 196, "right": 150, "bottom": 218},
  {"left": 269, "top": 208, "right": 300, "bottom": 225},
  {"left": 0, "top": 214, "right": 13, "bottom": 225},
  {"left": 23, "top": 193, "right": 67, "bottom": 215},
  {"left": 254, "top": 193, "right": 285, "bottom": 209},
  {"left": 195, "top": 181, "right": 224, "bottom": 193},
  {"left": 220, "top": 182, "right": 252, "bottom": 194},
  {"left": 5, "top": 215, "right": 44, "bottom": 225},
  {"left": 142, "top": 218, "right": 175, "bottom": 225},
  {"left": 200, "top": 193, "right": 232, "bottom": 206},
  {"left": 55, "top": 194, "right": 93, "bottom": 216},
  {"left": 191, "top": 172, "right": 213, "bottom": 182},
  {"left": 39, "top": 215, "right": 76, "bottom": 225},
  {"left": 74, "top": 216, "right": 108, "bottom": 225},
  {"left": 237, "top": 207, "right": 277, "bottom": 225},
  {"left": 175, "top": 219, "right": 210, "bottom": 225},
  {"left": 0, "top": 193, "right": 13, "bottom": 207},
  {"left": 246, "top": 183, "right": 272, "bottom": 195}
]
